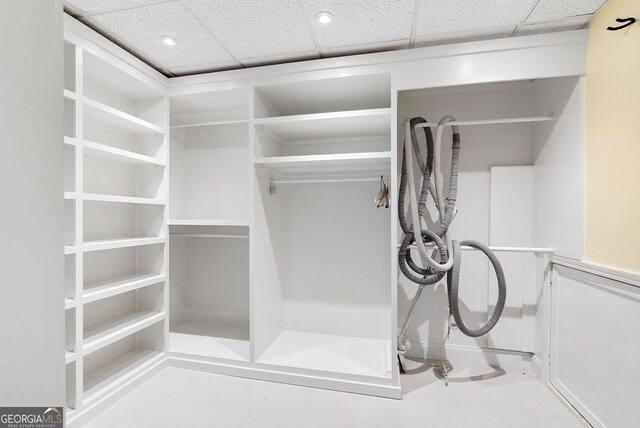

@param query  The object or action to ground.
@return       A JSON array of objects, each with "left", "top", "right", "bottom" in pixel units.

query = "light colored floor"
[{"left": 82, "top": 360, "right": 586, "bottom": 428}]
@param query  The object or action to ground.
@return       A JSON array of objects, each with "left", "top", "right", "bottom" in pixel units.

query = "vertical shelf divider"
[{"left": 73, "top": 44, "right": 84, "bottom": 413}]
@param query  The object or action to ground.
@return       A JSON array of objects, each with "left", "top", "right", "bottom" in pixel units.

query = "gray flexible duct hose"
[{"left": 447, "top": 240, "right": 507, "bottom": 337}]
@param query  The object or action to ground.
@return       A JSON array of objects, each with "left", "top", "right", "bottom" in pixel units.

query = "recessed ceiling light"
[
  {"left": 161, "top": 36, "right": 177, "bottom": 46},
  {"left": 316, "top": 11, "right": 332, "bottom": 24}
]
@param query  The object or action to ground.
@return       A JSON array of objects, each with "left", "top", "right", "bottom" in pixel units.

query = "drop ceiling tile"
[
  {"left": 322, "top": 39, "right": 410, "bottom": 58},
  {"left": 65, "top": 0, "right": 168, "bottom": 15},
  {"left": 299, "top": 0, "right": 414, "bottom": 48},
  {"left": 239, "top": 51, "right": 320, "bottom": 68},
  {"left": 413, "top": 26, "right": 514, "bottom": 47},
  {"left": 416, "top": 0, "right": 539, "bottom": 35},
  {"left": 166, "top": 60, "right": 241, "bottom": 76},
  {"left": 88, "top": 1, "right": 235, "bottom": 69},
  {"left": 526, "top": 0, "right": 606, "bottom": 23},
  {"left": 514, "top": 16, "right": 591, "bottom": 37},
  {"left": 180, "top": 0, "right": 316, "bottom": 58}
]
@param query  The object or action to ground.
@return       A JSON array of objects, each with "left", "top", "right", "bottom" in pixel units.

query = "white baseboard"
[
  {"left": 529, "top": 355, "right": 544, "bottom": 381},
  {"left": 67, "top": 357, "right": 167, "bottom": 428},
  {"left": 404, "top": 340, "right": 533, "bottom": 370},
  {"left": 167, "top": 354, "right": 402, "bottom": 399}
]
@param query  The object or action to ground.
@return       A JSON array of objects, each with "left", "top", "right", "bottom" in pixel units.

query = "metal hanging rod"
[
  {"left": 398, "top": 115, "right": 554, "bottom": 128},
  {"left": 272, "top": 175, "right": 391, "bottom": 184},
  {"left": 170, "top": 234, "right": 249, "bottom": 239}
]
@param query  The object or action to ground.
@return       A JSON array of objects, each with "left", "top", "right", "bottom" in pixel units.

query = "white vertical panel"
[
  {"left": 0, "top": 0, "right": 64, "bottom": 406},
  {"left": 552, "top": 266, "right": 640, "bottom": 428},
  {"left": 488, "top": 166, "right": 534, "bottom": 351}
]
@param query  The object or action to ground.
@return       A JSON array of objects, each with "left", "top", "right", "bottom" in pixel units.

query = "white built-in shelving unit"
[
  {"left": 63, "top": 29, "right": 168, "bottom": 421},
  {"left": 63, "top": 15, "right": 591, "bottom": 426}
]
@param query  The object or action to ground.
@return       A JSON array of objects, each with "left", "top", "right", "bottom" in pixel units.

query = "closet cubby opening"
[
  {"left": 83, "top": 114, "right": 165, "bottom": 161},
  {"left": 253, "top": 73, "right": 391, "bottom": 119},
  {"left": 83, "top": 156, "right": 165, "bottom": 201},
  {"left": 170, "top": 88, "right": 249, "bottom": 128},
  {"left": 63, "top": 40, "right": 76, "bottom": 93},
  {"left": 65, "top": 362, "right": 76, "bottom": 411},
  {"left": 64, "top": 145, "right": 75, "bottom": 192},
  {"left": 82, "top": 321, "right": 164, "bottom": 406},
  {"left": 83, "top": 283, "right": 164, "bottom": 355},
  {"left": 169, "top": 124, "right": 249, "bottom": 223},
  {"left": 83, "top": 51, "right": 165, "bottom": 128},
  {"left": 83, "top": 244, "right": 165, "bottom": 302},
  {"left": 65, "top": 254, "right": 76, "bottom": 301},
  {"left": 253, "top": 168, "right": 392, "bottom": 378},
  {"left": 65, "top": 308, "right": 76, "bottom": 356},
  {"left": 83, "top": 201, "right": 164, "bottom": 243},
  {"left": 169, "top": 226, "right": 250, "bottom": 361},
  {"left": 64, "top": 97, "right": 76, "bottom": 138},
  {"left": 64, "top": 199, "right": 75, "bottom": 247}
]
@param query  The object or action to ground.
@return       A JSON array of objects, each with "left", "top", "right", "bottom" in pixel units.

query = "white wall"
[{"left": 0, "top": 1, "right": 64, "bottom": 406}]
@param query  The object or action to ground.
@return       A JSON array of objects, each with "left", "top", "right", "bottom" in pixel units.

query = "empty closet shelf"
[
  {"left": 65, "top": 192, "right": 166, "bottom": 205},
  {"left": 254, "top": 152, "right": 391, "bottom": 176},
  {"left": 83, "top": 96, "right": 165, "bottom": 135},
  {"left": 254, "top": 108, "right": 390, "bottom": 142},
  {"left": 257, "top": 331, "right": 392, "bottom": 378},
  {"left": 83, "top": 350, "right": 164, "bottom": 405},
  {"left": 84, "top": 274, "right": 166, "bottom": 304},
  {"left": 65, "top": 298, "right": 76, "bottom": 310},
  {"left": 83, "top": 140, "right": 165, "bottom": 166},
  {"left": 83, "top": 311, "right": 165, "bottom": 355},
  {"left": 65, "top": 351, "right": 76, "bottom": 365},
  {"left": 82, "top": 237, "right": 165, "bottom": 252},
  {"left": 170, "top": 321, "right": 249, "bottom": 361}
]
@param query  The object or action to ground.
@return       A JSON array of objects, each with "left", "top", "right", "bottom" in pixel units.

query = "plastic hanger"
[{"left": 375, "top": 176, "right": 389, "bottom": 208}]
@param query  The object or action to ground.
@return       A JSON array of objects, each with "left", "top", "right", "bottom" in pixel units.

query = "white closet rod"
[
  {"left": 273, "top": 175, "right": 390, "bottom": 184},
  {"left": 399, "top": 244, "right": 553, "bottom": 253},
  {"left": 400, "top": 115, "right": 554, "bottom": 128},
  {"left": 170, "top": 234, "right": 249, "bottom": 239}
]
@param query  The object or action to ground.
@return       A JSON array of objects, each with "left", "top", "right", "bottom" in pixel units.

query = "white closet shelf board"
[
  {"left": 83, "top": 140, "right": 165, "bottom": 166},
  {"left": 83, "top": 50, "right": 163, "bottom": 103},
  {"left": 254, "top": 152, "right": 391, "bottom": 176},
  {"left": 66, "top": 351, "right": 76, "bottom": 365},
  {"left": 64, "top": 89, "right": 77, "bottom": 100},
  {"left": 82, "top": 237, "right": 165, "bottom": 252},
  {"left": 170, "top": 321, "right": 249, "bottom": 362},
  {"left": 257, "top": 331, "right": 392, "bottom": 379},
  {"left": 84, "top": 274, "right": 166, "bottom": 304},
  {"left": 254, "top": 108, "right": 390, "bottom": 142},
  {"left": 65, "top": 246, "right": 76, "bottom": 255},
  {"left": 83, "top": 310, "right": 166, "bottom": 356},
  {"left": 170, "top": 119, "right": 248, "bottom": 129},
  {"left": 83, "top": 349, "right": 164, "bottom": 406},
  {"left": 65, "top": 298, "right": 76, "bottom": 310},
  {"left": 64, "top": 136, "right": 77, "bottom": 146},
  {"left": 65, "top": 192, "right": 166, "bottom": 206},
  {"left": 83, "top": 97, "right": 164, "bottom": 135}
]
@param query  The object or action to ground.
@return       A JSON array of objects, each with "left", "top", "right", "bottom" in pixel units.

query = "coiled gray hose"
[
  {"left": 397, "top": 116, "right": 506, "bottom": 338},
  {"left": 447, "top": 240, "right": 507, "bottom": 337}
]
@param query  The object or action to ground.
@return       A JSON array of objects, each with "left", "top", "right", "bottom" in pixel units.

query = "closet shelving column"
[
  {"left": 63, "top": 33, "right": 168, "bottom": 417},
  {"left": 251, "top": 74, "right": 398, "bottom": 383},
  {"left": 168, "top": 88, "right": 251, "bottom": 362}
]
